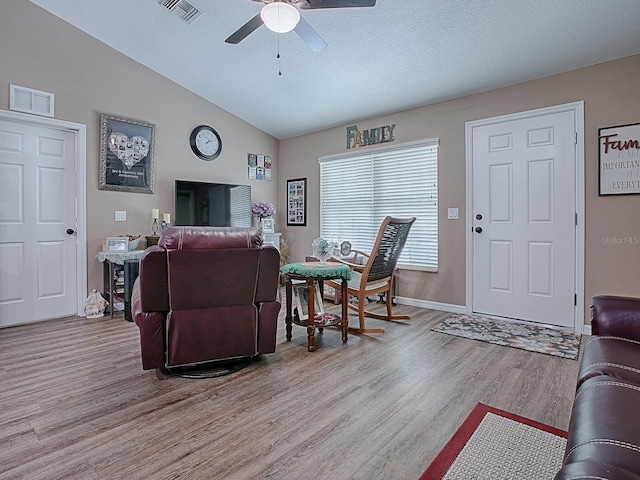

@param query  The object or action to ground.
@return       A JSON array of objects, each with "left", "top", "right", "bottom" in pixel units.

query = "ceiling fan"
[{"left": 225, "top": 0, "right": 377, "bottom": 52}]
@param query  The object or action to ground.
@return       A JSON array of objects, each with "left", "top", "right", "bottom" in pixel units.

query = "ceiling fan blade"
[
  {"left": 294, "top": 17, "right": 327, "bottom": 52},
  {"left": 301, "top": 0, "right": 376, "bottom": 8},
  {"left": 225, "top": 13, "right": 264, "bottom": 44}
]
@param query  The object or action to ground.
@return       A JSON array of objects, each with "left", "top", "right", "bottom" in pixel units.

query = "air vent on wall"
[
  {"left": 10, "top": 84, "right": 54, "bottom": 117},
  {"left": 158, "top": 0, "right": 202, "bottom": 24}
]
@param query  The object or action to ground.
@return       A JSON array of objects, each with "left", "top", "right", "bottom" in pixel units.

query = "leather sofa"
[
  {"left": 555, "top": 295, "right": 640, "bottom": 479},
  {"left": 131, "top": 226, "right": 281, "bottom": 371}
]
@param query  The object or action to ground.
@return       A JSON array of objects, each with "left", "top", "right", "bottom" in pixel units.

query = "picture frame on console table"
[
  {"left": 105, "top": 237, "right": 129, "bottom": 252},
  {"left": 292, "top": 282, "right": 324, "bottom": 321},
  {"left": 598, "top": 122, "right": 640, "bottom": 196},
  {"left": 99, "top": 113, "right": 156, "bottom": 193},
  {"left": 287, "top": 177, "right": 307, "bottom": 226},
  {"left": 261, "top": 218, "right": 275, "bottom": 233}
]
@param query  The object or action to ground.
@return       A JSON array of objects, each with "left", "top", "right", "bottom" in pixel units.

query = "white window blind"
[
  {"left": 319, "top": 140, "right": 438, "bottom": 270},
  {"left": 229, "top": 185, "right": 252, "bottom": 227}
]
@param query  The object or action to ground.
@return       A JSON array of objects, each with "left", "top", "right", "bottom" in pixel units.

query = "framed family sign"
[
  {"left": 599, "top": 122, "right": 640, "bottom": 195},
  {"left": 99, "top": 113, "right": 156, "bottom": 193},
  {"left": 287, "top": 178, "right": 307, "bottom": 226}
]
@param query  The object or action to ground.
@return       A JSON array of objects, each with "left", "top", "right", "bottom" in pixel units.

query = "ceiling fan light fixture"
[{"left": 260, "top": 2, "right": 301, "bottom": 33}]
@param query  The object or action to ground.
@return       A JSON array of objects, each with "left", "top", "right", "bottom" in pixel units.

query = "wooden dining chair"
[{"left": 326, "top": 216, "right": 416, "bottom": 334}]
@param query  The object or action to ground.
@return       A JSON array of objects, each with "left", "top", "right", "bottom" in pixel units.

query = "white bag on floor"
[{"left": 84, "top": 289, "right": 108, "bottom": 318}]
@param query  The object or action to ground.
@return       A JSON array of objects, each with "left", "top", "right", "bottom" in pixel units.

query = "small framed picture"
[
  {"left": 287, "top": 177, "right": 307, "bottom": 226},
  {"left": 261, "top": 218, "right": 275, "bottom": 233},
  {"left": 105, "top": 237, "right": 129, "bottom": 252},
  {"left": 292, "top": 282, "right": 324, "bottom": 321}
]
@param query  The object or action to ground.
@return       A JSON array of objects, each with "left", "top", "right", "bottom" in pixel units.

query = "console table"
[
  {"left": 96, "top": 250, "right": 144, "bottom": 318},
  {"left": 280, "top": 262, "right": 351, "bottom": 352}
]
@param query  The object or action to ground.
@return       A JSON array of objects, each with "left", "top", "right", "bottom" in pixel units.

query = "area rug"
[
  {"left": 419, "top": 403, "right": 567, "bottom": 480},
  {"left": 431, "top": 313, "right": 581, "bottom": 360}
]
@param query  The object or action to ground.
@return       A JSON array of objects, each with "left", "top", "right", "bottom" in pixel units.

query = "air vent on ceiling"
[
  {"left": 158, "top": 0, "right": 202, "bottom": 24},
  {"left": 9, "top": 84, "right": 55, "bottom": 117}
]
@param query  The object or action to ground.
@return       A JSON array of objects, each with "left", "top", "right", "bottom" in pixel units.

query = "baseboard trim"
[
  {"left": 395, "top": 296, "right": 466, "bottom": 314},
  {"left": 395, "top": 296, "right": 592, "bottom": 335}
]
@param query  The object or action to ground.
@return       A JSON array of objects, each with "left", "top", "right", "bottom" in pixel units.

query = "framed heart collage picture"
[{"left": 99, "top": 113, "right": 156, "bottom": 193}]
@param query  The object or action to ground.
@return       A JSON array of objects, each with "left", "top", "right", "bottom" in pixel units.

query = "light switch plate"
[
  {"left": 115, "top": 210, "right": 126, "bottom": 222},
  {"left": 447, "top": 208, "right": 459, "bottom": 220}
]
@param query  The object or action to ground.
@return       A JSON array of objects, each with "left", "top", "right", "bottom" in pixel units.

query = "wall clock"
[{"left": 190, "top": 125, "right": 222, "bottom": 161}]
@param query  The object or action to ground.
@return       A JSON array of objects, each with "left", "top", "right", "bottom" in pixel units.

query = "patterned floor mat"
[{"left": 431, "top": 313, "right": 581, "bottom": 359}]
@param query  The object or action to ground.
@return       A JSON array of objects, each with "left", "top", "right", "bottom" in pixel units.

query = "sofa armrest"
[
  {"left": 591, "top": 295, "right": 640, "bottom": 341},
  {"left": 555, "top": 460, "right": 640, "bottom": 480}
]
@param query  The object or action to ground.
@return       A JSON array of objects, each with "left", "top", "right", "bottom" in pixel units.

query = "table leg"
[
  {"left": 109, "top": 261, "right": 115, "bottom": 318},
  {"left": 340, "top": 279, "right": 348, "bottom": 343},
  {"left": 285, "top": 276, "right": 293, "bottom": 341},
  {"left": 306, "top": 278, "right": 316, "bottom": 352}
]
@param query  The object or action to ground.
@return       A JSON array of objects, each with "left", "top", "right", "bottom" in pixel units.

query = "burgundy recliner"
[{"left": 131, "top": 226, "right": 281, "bottom": 371}]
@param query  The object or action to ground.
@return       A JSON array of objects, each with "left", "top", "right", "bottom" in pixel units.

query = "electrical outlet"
[
  {"left": 115, "top": 210, "right": 126, "bottom": 222},
  {"left": 447, "top": 208, "right": 459, "bottom": 220}
]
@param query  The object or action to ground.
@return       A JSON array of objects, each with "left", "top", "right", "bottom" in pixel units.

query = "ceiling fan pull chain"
[{"left": 277, "top": 34, "right": 282, "bottom": 76}]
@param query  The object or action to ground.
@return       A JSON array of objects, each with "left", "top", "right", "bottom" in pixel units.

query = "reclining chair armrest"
[
  {"left": 255, "top": 245, "right": 281, "bottom": 355},
  {"left": 257, "top": 297, "right": 281, "bottom": 354},
  {"left": 131, "top": 278, "right": 166, "bottom": 370},
  {"left": 255, "top": 245, "right": 280, "bottom": 303},
  {"left": 138, "top": 246, "right": 169, "bottom": 313},
  {"left": 591, "top": 295, "right": 640, "bottom": 341}
]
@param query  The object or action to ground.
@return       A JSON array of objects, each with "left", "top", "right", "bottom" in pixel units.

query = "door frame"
[
  {"left": 0, "top": 109, "right": 87, "bottom": 318},
  {"left": 464, "top": 101, "right": 585, "bottom": 332}
]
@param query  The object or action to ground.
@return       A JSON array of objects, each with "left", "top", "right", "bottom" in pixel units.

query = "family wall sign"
[
  {"left": 599, "top": 122, "right": 640, "bottom": 195},
  {"left": 346, "top": 123, "right": 396, "bottom": 149}
]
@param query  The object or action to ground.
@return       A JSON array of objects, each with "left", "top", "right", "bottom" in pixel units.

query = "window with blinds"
[
  {"left": 319, "top": 139, "right": 438, "bottom": 271},
  {"left": 229, "top": 185, "right": 252, "bottom": 227}
]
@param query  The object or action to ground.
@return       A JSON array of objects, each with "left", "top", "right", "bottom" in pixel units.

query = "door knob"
[
  {"left": 475, "top": 227, "right": 482, "bottom": 233},
  {"left": 66, "top": 228, "right": 75, "bottom": 235}
]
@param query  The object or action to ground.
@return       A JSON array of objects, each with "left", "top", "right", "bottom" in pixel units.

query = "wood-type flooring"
[{"left": 0, "top": 300, "right": 581, "bottom": 479}]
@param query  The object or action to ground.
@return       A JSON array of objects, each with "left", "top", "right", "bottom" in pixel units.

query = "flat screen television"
[{"left": 174, "top": 180, "right": 252, "bottom": 227}]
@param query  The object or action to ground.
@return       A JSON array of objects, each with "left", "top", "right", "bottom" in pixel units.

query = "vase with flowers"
[{"left": 252, "top": 201, "right": 276, "bottom": 229}]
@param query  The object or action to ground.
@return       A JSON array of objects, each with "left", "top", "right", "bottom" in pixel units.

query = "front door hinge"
[
  {"left": 574, "top": 132, "right": 577, "bottom": 144},
  {"left": 574, "top": 294, "right": 577, "bottom": 306}
]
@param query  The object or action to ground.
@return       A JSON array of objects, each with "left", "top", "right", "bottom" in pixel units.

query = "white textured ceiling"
[{"left": 29, "top": 0, "right": 640, "bottom": 139}]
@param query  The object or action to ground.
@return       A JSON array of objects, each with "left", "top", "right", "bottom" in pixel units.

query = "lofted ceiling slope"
[{"left": 29, "top": 0, "right": 640, "bottom": 139}]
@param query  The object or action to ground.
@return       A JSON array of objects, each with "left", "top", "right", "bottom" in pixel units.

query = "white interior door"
[
  {"left": 0, "top": 117, "right": 79, "bottom": 326},
  {"left": 469, "top": 109, "right": 577, "bottom": 328}
]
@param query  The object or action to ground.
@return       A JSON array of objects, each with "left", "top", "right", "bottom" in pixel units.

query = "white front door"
[
  {"left": 468, "top": 108, "right": 578, "bottom": 328},
  {"left": 0, "top": 117, "right": 79, "bottom": 326}
]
